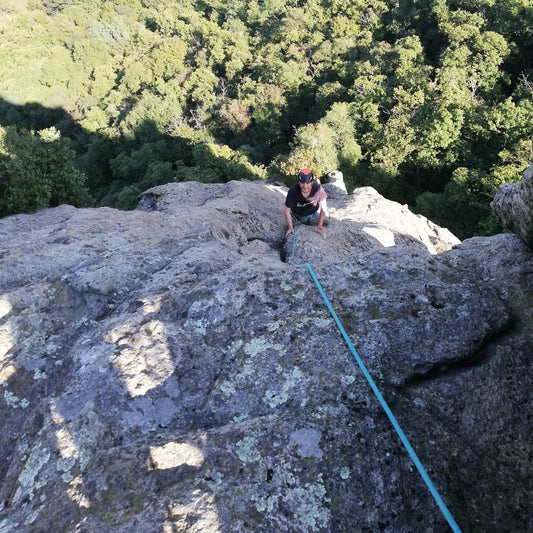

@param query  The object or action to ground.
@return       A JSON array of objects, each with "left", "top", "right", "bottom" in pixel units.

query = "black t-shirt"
[{"left": 285, "top": 182, "right": 321, "bottom": 216}]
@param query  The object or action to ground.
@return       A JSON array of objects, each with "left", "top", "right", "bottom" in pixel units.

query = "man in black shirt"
[{"left": 284, "top": 169, "right": 328, "bottom": 239}]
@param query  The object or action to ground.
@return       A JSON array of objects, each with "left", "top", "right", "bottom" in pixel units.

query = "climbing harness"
[
  {"left": 290, "top": 229, "right": 462, "bottom": 533},
  {"left": 294, "top": 212, "right": 319, "bottom": 224}
]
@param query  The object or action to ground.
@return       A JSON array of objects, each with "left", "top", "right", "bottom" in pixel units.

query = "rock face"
[
  {"left": 0, "top": 179, "right": 531, "bottom": 533},
  {"left": 492, "top": 159, "right": 533, "bottom": 248}
]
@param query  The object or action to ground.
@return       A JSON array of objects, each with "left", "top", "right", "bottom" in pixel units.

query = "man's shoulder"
[
  {"left": 285, "top": 183, "right": 298, "bottom": 206},
  {"left": 286, "top": 183, "right": 300, "bottom": 198}
]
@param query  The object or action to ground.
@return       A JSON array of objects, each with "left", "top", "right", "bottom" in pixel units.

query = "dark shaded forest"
[{"left": 0, "top": 0, "right": 532, "bottom": 238}]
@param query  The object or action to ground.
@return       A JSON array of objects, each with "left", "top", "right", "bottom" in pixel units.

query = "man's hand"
[
  {"left": 317, "top": 225, "right": 327, "bottom": 235},
  {"left": 285, "top": 227, "right": 294, "bottom": 239}
]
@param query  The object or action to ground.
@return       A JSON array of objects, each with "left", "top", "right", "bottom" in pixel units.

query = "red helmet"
[{"left": 298, "top": 169, "right": 313, "bottom": 183}]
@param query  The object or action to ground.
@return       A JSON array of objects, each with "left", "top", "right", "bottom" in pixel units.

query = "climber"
[{"left": 284, "top": 168, "right": 328, "bottom": 239}]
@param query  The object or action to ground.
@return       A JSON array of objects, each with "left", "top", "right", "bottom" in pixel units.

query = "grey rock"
[
  {"left": 0, "top": 180, "right": 531, "bottom": 532},
  {"left": 321, "top": 170, "right": 348, "bottom": 198},
  {"left": 492, "top": 158, "right": 533, "bottom": 248}
]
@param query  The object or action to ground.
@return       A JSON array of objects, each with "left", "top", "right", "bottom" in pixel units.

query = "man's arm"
[
  {"left": 317, "top": 200, "right": 327, "bottom": 234},
  {"left": 319, "top": 198, "right": 328, "bottom": 218},
  {"left": 284, "top": 206, "right": 294, "bottom": 239}
]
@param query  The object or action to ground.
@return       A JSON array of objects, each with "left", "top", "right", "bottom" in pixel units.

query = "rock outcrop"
[
  {"left": 492, "top": 158, "right": 533, "bottom": 248},
  {"left": 283, "top": 185, "right": 460, "bottom": 266},
  {"left": 0, "top": 179, "right": 531, "bottom": 532}
]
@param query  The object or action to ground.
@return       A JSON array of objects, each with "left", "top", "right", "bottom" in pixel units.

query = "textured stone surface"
[
  {"left": 321, "top": 170, "right": 348, "bottom": 198},
  {"left": 492, "top": 159, "right": 533, "bottom": 248},
  {"left": 0, "top": 180, "right": 531, "bottom": 532}
]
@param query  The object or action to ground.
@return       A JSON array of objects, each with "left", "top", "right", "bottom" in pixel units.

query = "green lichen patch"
[
  {"left": 263, "top": 367, "right": 304, "bottom": 408},
  {"left": 289, "top": 475, "right": 331, "bottom": 531},
  {"left": 235, "top": 436, "right": 261, "bottom": 464}
]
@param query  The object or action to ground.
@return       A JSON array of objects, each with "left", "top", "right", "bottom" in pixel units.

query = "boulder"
[
  {"left": 491, "top": 158, "right": 533, "bottom": 249},
  {"left": 0, "top": 181, "right": 531, "bottom": 532},
  {"left": 321, "top": 170, "right": 348, "bottom": 198}
]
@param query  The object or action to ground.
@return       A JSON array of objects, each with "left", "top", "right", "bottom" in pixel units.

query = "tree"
[
  {"left": 274, "top": 122, "right": 339, "bottom": 181},
  {"left": 0, "top": 126, "right": 91, "bottom": 217},
  {"left": 415, "top": 167, "right": 499, "bottom": 239},
  {"left": 216, "top": 98, "right": 252, "bottom": 145},
  {"left": 438, "top": 9, "right": 510, "bottom": 100}
]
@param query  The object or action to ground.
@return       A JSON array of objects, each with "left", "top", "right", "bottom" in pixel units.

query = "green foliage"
[
  {"left": 0, "top": 0, "right": 531, "bottom": 239},
  {"left": 117, "top": 184, "right": 142, "bottom": 210},
  {"left": 185, "top": 142, "right": 267, "bottom": 182},
  {"left": 414, "top": 166, "right": 501, "bottom": 239},
  {"left": 147, "top": 37, "right": 188, "bottom": 81},
  {"left": 490, "top": 140, "right": 532, "bottom": 187},
  {"left": 274, "top": 122, "right": 339, "bottom": 181},
  {"left": 0, "top": 126, "right": 92, "bottom": 216},
  {"left": 217, "top": 98, "right": 252, "bottom": 137}
]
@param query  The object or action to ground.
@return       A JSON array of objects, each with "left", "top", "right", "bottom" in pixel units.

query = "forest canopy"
[{"left": 0, "top": 0, "right": 531, "bottom": 238}]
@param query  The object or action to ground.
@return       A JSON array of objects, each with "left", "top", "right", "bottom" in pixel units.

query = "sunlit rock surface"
[{"left": 0, "top": 180, "right": 531, "bottom": 532}]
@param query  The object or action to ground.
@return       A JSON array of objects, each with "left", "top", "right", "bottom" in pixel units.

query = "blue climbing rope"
[{"left": 290, "top": 225, "right": 461, "bottom": 532}]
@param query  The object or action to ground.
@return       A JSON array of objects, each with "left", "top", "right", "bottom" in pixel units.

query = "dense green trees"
[{"left": 0, "top": 0, "right": 531, "bottom": 237}]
